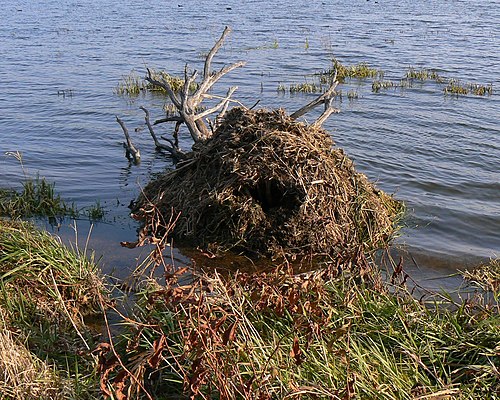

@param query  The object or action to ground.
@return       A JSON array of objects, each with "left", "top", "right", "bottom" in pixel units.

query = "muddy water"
[{"left": 0, "top": 0, "right": 498, "bottom": 288}]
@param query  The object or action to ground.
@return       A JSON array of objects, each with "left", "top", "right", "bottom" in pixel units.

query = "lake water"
[{"left": 0, "top": 0, "right": 498, "bottom": 287}]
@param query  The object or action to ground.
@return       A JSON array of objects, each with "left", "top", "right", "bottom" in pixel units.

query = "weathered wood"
[
  {"left": 144, "top": 26, "right": 246, "bottom": 143},
  {"left": 290, "top": 70, "right": 339, "bottom": 126},
  {"left": 140, "top": 107, "right": 186, "bottom": 160},
  {"left": 116, "top": 116, "right": 141, "bottom": 164}
]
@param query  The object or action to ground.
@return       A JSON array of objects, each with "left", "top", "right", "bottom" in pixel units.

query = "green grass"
[
  {"left": 0, "top": 175, "right": 77, "bottom": 220},
  {"left": 115, "top": 69, "right": 199, "bottom": 96},
  {"left": 320, "top": 58, "right": 384, "bottom": 84},
  {"left": 82, "top": 200, "right": 106, "bottom": 220},
  {"left": 0, "top": 173, "right": 106, "bottom": 222},
  {"left": 0, "top": 219, "right": 108, "bottom": 399}
]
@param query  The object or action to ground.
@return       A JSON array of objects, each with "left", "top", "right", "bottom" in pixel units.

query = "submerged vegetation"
[{"left": 0, "top": 219, "right": 107, "bottom": 399}]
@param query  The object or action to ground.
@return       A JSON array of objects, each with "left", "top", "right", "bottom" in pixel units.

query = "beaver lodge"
[{"left": 119, "top": 27, "right": 403, "bottom": 264}]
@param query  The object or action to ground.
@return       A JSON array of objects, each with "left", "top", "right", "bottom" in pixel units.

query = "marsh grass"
[
  {"left": 100, "top": 258, "right": 499, "bottom": 399},
  {"left": 0, "top": 219, "right": 108, "bottom": 398},
  {"left": 373, "top": 67, "right": 493, "bottom": 97},
  {"left": 405, "top": 67, "right": 446, "bottom": 83},
  {"left": 0, "top": 175, "right": 77, "bottom": 219},
  {"left": 82, "top": 200, "right": 106, "bottom": 220},
  {"left": 277, "top": 81, "right": 324, "bottom": 94},
  {"left": 444, "top": 80, "right": 493, "bottom": 97},
  {"left": 115, "top": 69, "right": 199, "bottom": 96},
  {"left": 0, "top": 161, "right": 106, "bottom": 221},
  {"left": 320, "top": 58, "right": 384, "bottom": 84}
]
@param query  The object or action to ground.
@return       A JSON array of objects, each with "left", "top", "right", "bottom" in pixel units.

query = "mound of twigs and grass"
[
  {"left": 0, "top": 219, "right": 108, "bottom": 399},
  {"left": 132, "top": 107, "right": 403, "bottom": 263}
]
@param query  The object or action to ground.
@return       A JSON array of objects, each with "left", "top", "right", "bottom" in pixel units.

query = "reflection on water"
[{"left": 0, "top": 0, "right": 498, "bottom": 287}]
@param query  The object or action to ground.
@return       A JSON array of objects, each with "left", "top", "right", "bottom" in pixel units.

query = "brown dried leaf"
[
  {"left": 290, "top": 336, "right": 304, "bottom": 366},
  {"left": 114, "top": 370, "right": 129, "bottom": 400},
  {"left": 222, "top": 321, "right": 238, "bottom": 345},
  {"left": 148, "top": 335, "right": 167, "bottom": 369}
]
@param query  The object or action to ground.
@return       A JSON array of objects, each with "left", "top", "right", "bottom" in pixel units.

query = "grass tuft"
[
  {"left": 115, "top": 69, "right": 199, "bottom": 96},
  {"left": 0, "top": 219, "right": 108, "bottom": 398},
  {"left": 0, "top": 175, "right": 77, "bottom": 220}
]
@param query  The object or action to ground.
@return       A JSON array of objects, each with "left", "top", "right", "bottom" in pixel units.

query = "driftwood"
[
  {"left": 117, "top": 27, "right": 339, "bottom": 162},
  {"left": 290, "top": 70, "right": 340, "bottom": 126},
  {"left": 145, "top": 26, "right": 245, "bottom": 144},
  {"left": 116, "top": 116, "right": 140, "bottom": 164}
]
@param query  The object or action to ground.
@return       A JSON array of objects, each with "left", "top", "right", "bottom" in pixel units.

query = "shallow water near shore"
[{"left": 0, "top": 0, "right": 498, "bottom": 287}]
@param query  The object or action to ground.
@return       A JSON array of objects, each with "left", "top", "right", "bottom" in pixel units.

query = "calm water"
[{"left": 0, "top": 0, "right": 498, "bottom": 285}]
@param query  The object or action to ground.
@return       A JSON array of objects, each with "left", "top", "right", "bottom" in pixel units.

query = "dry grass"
[
  {"left": 462, "top": 258, "right": 499, "bottom": 299},
  {"left": 0, "top": 309, "right": 71, "bottom": 399},
  {"left": 131, "top": 107, "right": 403, "bottom": 263}
]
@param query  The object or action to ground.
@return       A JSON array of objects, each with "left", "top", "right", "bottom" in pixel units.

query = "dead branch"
[
  {"left": 145, "top": 26, "right": 246, "bottom": 143},
  {"left": 312, "top": 98, "right": 340, "bottom": 128},
  {"left": 117, "top": 116, "right": 141, "bottom": 164},
  {"left": 290, "top": 70, "right": 339, "bottom": 126},
  {"left": 140, "top": 107, "right": 186, "bottom": 160}
]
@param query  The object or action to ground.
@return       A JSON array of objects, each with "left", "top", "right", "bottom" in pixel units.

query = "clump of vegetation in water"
[
  {"left": 444, "top": 79, "right": 493, "bottom": 97},
  {"left": 0, "top": 176, "right": 78, "bottom": 220},
  {"left": 115, "top": 69, "right": 199, "bottom": 96},
  {"left": 372, "top": 80, "right": 396, "bottom": 93},
  {"left": 1, "top": 151, "right": 106, "bottom": 222},
  {"left": 0, "top": 219, "right": 108, "bottom": 399},
  {"left": 319, "top": 58, "right": 384, "bottom": 84},
  {"left": 278, "top": 81, "right": 324, "bottom": 94},
  {"left": 371, "top": 66, "right": 493, "bottom": 97},
  {"left": 405, "top": 67, "right": 446, "bottom": 83},
  {"left": 82, "top": 200, "right": 106, "bottom": 220}
]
